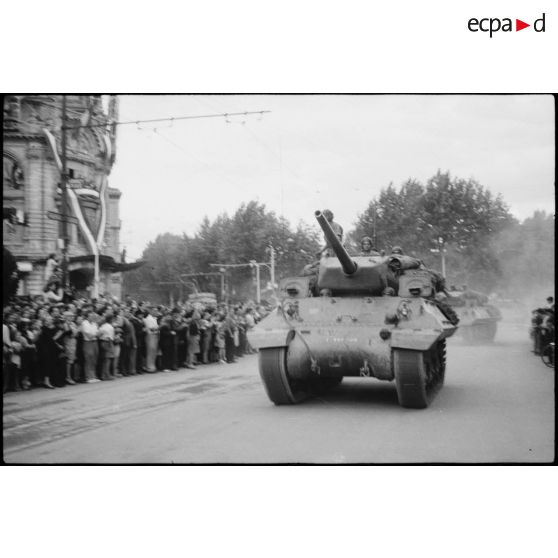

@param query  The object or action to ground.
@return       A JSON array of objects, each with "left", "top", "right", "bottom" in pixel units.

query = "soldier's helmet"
[
  {"left": 360, "top": 236, "right": 373, "bottom": 248},
  {"left": 323, "top": 209, "right": 334, "bottom": 221},
  {"left": 391, "top": 246, "right": 403, "bottom": 255}
]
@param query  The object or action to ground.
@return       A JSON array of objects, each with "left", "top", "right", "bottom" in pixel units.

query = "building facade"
[{"left": 3, "top": 94, "right": 137, "bottom": 299}]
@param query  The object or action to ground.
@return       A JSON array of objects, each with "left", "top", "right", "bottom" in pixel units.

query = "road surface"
[{"left": 3, "top": 311, "right": 554, "bottom": 463}]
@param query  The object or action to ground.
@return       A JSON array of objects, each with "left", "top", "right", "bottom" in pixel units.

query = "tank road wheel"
[
  {"left": 393, "top": 340, "right": 446, "bottom": 409},
  {"left": 258, "top": 347, "right": 308, "bottom": 405}
]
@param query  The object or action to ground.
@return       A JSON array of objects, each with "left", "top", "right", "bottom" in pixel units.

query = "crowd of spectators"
[{"left": 3, "top": 290, "right": 270, "bottom": 393}]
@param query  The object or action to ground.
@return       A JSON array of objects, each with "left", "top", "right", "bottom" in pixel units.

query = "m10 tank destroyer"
[
  {"left": 444, "top": 287, "right": 501, "bottom": 343},
  {"left": 248, "top": 210, "right": 458, "bottom": 409}
]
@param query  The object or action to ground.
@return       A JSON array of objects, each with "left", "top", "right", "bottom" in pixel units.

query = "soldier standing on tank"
[
  {"left": 320, "top": 209, "right": 343, "bottom": 257},
  {"left": 301, "top": 251, "right": 323, "bottom": 296}
]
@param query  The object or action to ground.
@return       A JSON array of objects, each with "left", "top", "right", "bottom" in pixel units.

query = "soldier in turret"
[{"left": 359, "top": 236, "right": 381, "bottom": 256}]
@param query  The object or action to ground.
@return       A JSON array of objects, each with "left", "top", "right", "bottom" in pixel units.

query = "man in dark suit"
[{"left": 120, "top": 308, "right": 138, "bottom": 375}]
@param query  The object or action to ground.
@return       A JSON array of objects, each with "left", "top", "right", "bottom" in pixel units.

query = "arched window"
[
  {"left": 3, "top": 152, "right": 25, "bottom": 243},
  {"left": 3, "top": 152, "right": 24, "bottom": 191}
]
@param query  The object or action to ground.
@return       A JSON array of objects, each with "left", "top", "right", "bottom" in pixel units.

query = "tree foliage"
[
  {"left": 351, "top": 171, "right": 518, "bottom": 291},
  {"left": 124, "top": 177, "right": 551, "bottom": 302},
  {"left": 123, "top": 201, "right": 321, "bottom": 303}
]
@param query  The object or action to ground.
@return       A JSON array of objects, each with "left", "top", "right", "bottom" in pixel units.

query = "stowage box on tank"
[{"left": 247, "top": 210, "right": 458, "bottom": 409}]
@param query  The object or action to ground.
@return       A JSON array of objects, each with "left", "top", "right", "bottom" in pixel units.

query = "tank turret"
[{"left": 314, "top": 210, "right": 389, "bottom": 295}]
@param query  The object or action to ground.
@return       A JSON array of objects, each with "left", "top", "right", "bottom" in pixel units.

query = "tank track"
[{"left": 393, "top": 340, "right": 446, "bottom": 409}]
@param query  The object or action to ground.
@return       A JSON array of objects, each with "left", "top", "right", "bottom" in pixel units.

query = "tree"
[
  {"left": 123, "top": 233, "right": 192, "bottom": 303},
  {"left": 351, "top": 171, "right": 517, "bottom": 291},
  {"left": 123, "top": 201, "right": 321, "bottom": 303}
]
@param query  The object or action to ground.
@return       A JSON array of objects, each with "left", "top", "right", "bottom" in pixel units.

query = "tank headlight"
[{"left": 379, "top": 328, "right": 391, "bottom": 340}]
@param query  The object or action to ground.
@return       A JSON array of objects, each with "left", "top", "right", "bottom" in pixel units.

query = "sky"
[{"left": 109, "top": 95, "right": 555, "bottom": 260}]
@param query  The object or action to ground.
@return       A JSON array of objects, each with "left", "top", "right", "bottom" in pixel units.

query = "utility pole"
[
  {"left": 269, "top": 244, "right": 275, "bottom": 288},
  {"left": 255, "top": 263, "right": 261, "bottom": 303},
  {"left": 431, "top": 236, "right": 446, "bottom": 278},
  {"left": 372, "top": 203, "right": 377, "bottom": 248},
  {"left": 439, "top": 237, "right": 446, "bottom": 278},
  {"left": 60, "top": 95, "right": 69, "bottom": 293},
  {"left": 210, "top": 260, "right": 274, "bottom": 304},
  {"left": 219, "top": 268, "right": 226, "bottom": 302}
]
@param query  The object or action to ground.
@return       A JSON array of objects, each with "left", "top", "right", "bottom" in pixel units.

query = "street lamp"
[
  {"left": 268, "top": 244, "right": 276, "bottom": 289},
  {"left": 249, "top": 259, "right": 261, "bottom": 303},
  {"left": 219, "top": 267, "right": 226, "bottom": 302}
]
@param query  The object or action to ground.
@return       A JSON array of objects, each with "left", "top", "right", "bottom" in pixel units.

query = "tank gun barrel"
[{"left": 315, "top": 210, "right": 358, "bottom": 275}]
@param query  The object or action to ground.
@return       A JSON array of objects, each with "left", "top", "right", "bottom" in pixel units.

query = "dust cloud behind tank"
[{"left": 248, "top": 210, "right": 458, "bottom": 409}]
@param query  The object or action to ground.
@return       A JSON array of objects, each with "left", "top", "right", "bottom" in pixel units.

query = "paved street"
[{"left": 3, "top": 311, "right": 554, "bottom": 463}]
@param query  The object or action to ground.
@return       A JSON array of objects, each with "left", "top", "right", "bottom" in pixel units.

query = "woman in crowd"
[
  {"left": 20, "top": 318, "right": 38, "bottom": 388},
  {"left": 199, "top": 311, "right": 212, "bottom": 364},
  {"left": 6, "top": 328, "right": 24, "bottom": 391},
  {"left": 159, "top": 309, "right": 176, "bottom": 371},
  {"left": 185, "top": 310, "right": 200, "bottom": 369},
  {"left": 36, "top": 313, "right": 60, "bottom": 389},
  {"left": 214, "top": 313, "right": 227, "bottom": 364}
]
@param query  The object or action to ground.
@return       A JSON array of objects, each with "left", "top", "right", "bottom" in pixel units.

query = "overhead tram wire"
[
  {"left": 151, "top": 128, "right": 249, "bottom": 193},
  {"left": 241, "top": 122, "right": 305, "bottom": 183},
  {"left": 61, "top": 110, "right": 271, "bottom": 131}
]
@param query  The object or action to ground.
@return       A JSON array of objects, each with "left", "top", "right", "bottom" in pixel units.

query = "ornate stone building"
[{"left": 3, "top": 95, "right": 139, "bottom": 299}]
